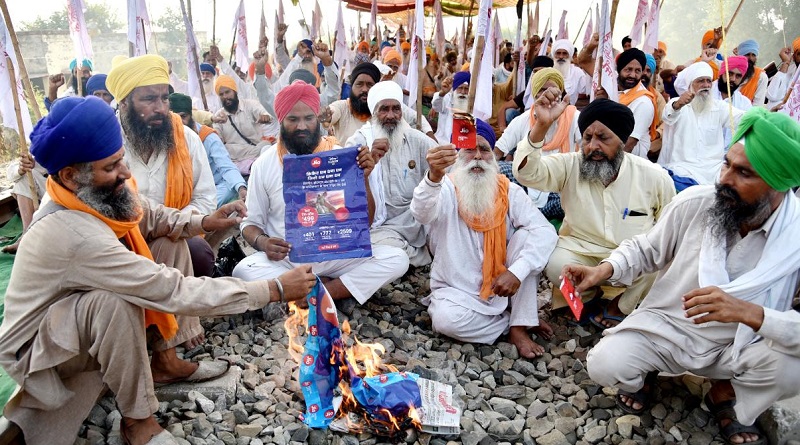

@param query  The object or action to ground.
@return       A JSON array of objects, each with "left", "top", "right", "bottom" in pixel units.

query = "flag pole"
[
  {"left": 212, "top": 0, "right": 217, "bottom": 43},
  {"left": 416, "top": 35, "right": 424, "bottom": 130},
  {"left": 0, "top": 0, "right": 42, "bottom": 120},
  {"left": 180, "top": 0, "right": 207, "bottom": 111},
  {"left": 724, "top": 0, "right": 746, "bottom": 34},
  {"left": 467, "top": 35, "right": 485, "bottom": 113},
  {"left": 5, "top": 55, "right": 39, "bottom": 206},
  {"left": 573, "top": 6, "right": 592, "bottom": 45}
]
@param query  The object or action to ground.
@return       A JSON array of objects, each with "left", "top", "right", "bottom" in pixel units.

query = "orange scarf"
[
  {"left": 276, "top": 135, "right": 338, "bottom": 165},
  {"left": 738, "top": 66, "right": 764, "bottom": 102},
  {"left": 454, "top": 175, "right": 510, "bottom": 300},
  {"left": 619, "top": 83, "right": 659, "bottom": 141},
  {"left": 198, "top": 124, "right": 217, "bottom": 143},
  {"left": 166, "top": 113, "right": 194, "bottom": 210},
  {"left": 529, "top": 104, "right": 578, "bottom": 153},
  {"left": 46, "top": 177, "right": 179, "bottom": 340}
]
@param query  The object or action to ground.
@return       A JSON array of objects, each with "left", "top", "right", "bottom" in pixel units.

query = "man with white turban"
[
  {"left": 346, "top": 81, "right": 440, "bottom": 266},
  {"left": 658, "top": 62, "right": 745, "bottom": 189},
  {"left": 536, "top": 39, "right": 590, "bottom": 108}
]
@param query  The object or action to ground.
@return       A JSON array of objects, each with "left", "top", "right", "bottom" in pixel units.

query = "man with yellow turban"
[
  {"left": 571, "top": 108, "right": 800, "bottom": 445},
  {"left": 400, "top": 40, "right": 412, "bottom": 75},
  {"left": 381, "top": 49, "right": 409, "bottom": 103},
  {"left": 766, "top": 37, "right": 800, "bottom": 110}
]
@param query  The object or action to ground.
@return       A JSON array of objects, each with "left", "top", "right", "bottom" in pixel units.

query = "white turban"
[
  {"left": 551, "top": 39, "right": 575, "bottom": 57},
  {"left": 367, "top": 81, "right": 403, "bottom": 114},
  {"left": 674, "top": 62, "right": 714, "bottom": 95}
]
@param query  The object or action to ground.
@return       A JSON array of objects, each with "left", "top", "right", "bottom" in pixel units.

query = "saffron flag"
[
  {"left": 0, "top": 9, "right": 33, "bottom": 141},
  {"left": 67, "top": 0, "right": 94, "bottom": 72},
  {"left": 231, "top": 0, "right": 250, "bottom": 70},
  {"left": 127, "top": 0, "right": 151, "bottom": 56},
  {"left": 405, "top": 0, "right": 425, "bottom": 110},
  {"left": 629, "top": 0, "right": 649, "bottom": 47}
]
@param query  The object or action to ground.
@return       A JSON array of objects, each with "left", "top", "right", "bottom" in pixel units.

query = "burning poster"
[{"left": 282, "top": 146, "right": 373, "bottom": 263}]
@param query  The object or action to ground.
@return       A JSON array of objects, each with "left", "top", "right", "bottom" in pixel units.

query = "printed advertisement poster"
[{"left": 283, "top": 146, "right": 372, "bottom": 263}]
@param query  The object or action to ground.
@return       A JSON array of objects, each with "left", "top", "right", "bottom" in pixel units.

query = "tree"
[
  {"left": 21, "top": 2, "right": 123, "bottom": 34},
  {"left": 152, "top": 7, "right": 190, "bottom": 79}
]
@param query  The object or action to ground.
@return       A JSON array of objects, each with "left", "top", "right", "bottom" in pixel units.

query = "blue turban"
[
  {"left": 30, "top": 96, "right": 123, "bottom": 175},
  {"left": 199, "top": 63, "right": 216, "bottom": 74},
  {"left": 737, "top": 39, "right": 759, "bottom": 57},
  {"left": 380, "top": 41, "right": 392, "bottom": 49},
  {"left": 300, "top": 39, "right": 314, "bottom": 51},
  {"left": 69, "top": 58, "right": 93, "bottom": 71},
  {"left": 453, "top": 71, "right": 471, "bottom": 90},
  {"left": 645, "top": 54, "right": 656, "bottom": 74},
  {"left": 85, "top": 74, "right": 110, "bottom": 97},
  {"left": 476, "top": 118, "right": 496, "bottom": 149}
]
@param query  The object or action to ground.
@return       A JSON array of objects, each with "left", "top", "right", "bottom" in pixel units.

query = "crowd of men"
[{"left": 1, "top": 18, "right": 800, "bottom": 445}]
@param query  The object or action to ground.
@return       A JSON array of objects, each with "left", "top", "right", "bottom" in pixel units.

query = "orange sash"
[
  {"left": 46, "top": 177, "right": 179, "bottom": 340},
  {"left": 738, "top": 66, "right": 764, "bottom": 102},
  {"left": 619, "top": 83, "right": 659, "bottom": 141},
  {"left": 165, "top": 113, "right": 194, "bottom": 210},
  {"left": 276, "top": 135, "right": 338, "bottom": 165},
  {"left": 454, "top": 175, "right": 510, "bottom": 300},
  {"left": 198, "top": 124, "right": 217, "bottom": 143},
  {"left": 529, "top": 104, "right": 578, "bottom": 153}
]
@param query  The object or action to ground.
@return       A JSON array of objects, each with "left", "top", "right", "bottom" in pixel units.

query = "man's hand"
[
  {"left": 780, "top": 47, "right": 792, "bottom": 63},
  {"left": 511, "top": 50, "right": 520, "bottom": 64},
  {"left": 318, "top": 107, "right": 333, "bottom": 124},
  {"left": 529, "top": 86, "right": 570, "bottom": 141},
  {"left": 357, "top": 146, "right": 375, "bottom": 178},
  {"left": 276, "top": 265, "right": 317, "bottom": 302},
  {"left": 439, "top": 75, "right": 453, "bottom": 95},
  {"left": 49, "top": 73, "right": 65, "bottom": 89},
  {"left": 594, "top": 87, "right": 609, "bottom": 100},
  {"left": 426, "top": 144, "right": 457, "bottom": 183},
  {"left": 238, "top": 186, "right": 247, "bottom": 201},
  {"left": 202, "top": 201, "right": 247, "bottom": 232},
  {"left": 17, "top": 153, "right": 35, "bottom": 176},
  {"left": 561, "top": 263, "right": 613, "bottom": 295},
  {"left": 491, "top": 271, "right": 521, "bottom": 298},
  {"left": 259, "top": 36, "right": 269, "bottom": 51},
  {"left": 700, "top": 48, "right": 717, "bottom": 62},
  {"left": 258, "top": 113, "right": 273, "bottom": 124},
  {"left": 672, "top": 90, "right": 695, "bottom": 110},
  {"left": 254, "top": 55, "right": 267, "bottom": 76},
  {"left": 212, "top": 112, "right": 228, "bottom": 124},
  {"left": 261, "top": 237, "right": 291, "bottom": 261},
  {"left": 371, "top": 138, "right": 390, "bottom": 162},
  {"left": 381, "top": 71, "right": 395, "bottom": 82},
  {"left": 682, "top": 286, "right": 765, "bottom": 330},
  {"left": 277, "top": 24, "right": 288, "bottom": 42},
  {"left": 313, "top": 42, "right": 332, "bottom": 66},
  {"left": 209, "top": 45, "right": 223, "bottom": 63}
]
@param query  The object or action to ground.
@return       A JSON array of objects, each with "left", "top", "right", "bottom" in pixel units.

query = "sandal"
[
  {"left": 704, "top": 394, "right": 767, "bottom": 445},
  {"left": 567, "top": 294, "right": 606, "bottom": 327},
  {"left": 590, "top": 305, "right": 626, "bottom": 330},
  {"left": 616, "top": 371, "right": 657, "bottom": 415}
]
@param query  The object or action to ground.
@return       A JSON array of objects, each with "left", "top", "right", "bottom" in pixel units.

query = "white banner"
[
  {"left": 472, "top": 0, "right": 494, "bottom": 120},
  {"left": 368, "top": 0, "right": 377, "bottom": 40},
  {"left": 127, "top": 0, "right": 151, "bottom": 56},
  {"left": 67, "top": 0, "right": 94, "bottom": 70},
  {"left": 583, "top": 13, "right": 593, "bottom": 48},
  {"left": 231, "top": 0, "right": 249, "bottom": 70},
  {"left": 531, "top": 0, "right": 539, "bottom": 37},
  {"left": 591, "top": 0, "right": 618, "bottom": 102},
  {"left": 781, "top": 68, "right": 800, "bottom": 122},
  {"left": 434, "top": 0, "right": 446, "bottom": 58},
  {"left": 0, "top": 10, "right": 33, "bottom": 141},
  {"left": 311, "top": 0, "right": 322, "bottom": 41},
  {"left": 259, "top": 1, "right": 267, "bottom": 43},
  {"left": 405, "top": 0, "right": 426, "bottom": 110},
  {"left": 179, "top": 0, "right": 202, "bottom": 104},
  {"left": 492, "top": 10, "right": 502, "bottom": 65}
]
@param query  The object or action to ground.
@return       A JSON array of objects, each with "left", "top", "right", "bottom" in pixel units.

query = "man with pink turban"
[
  {"left": 233, "top": 81, "right": 410, "bottom": 306},
  {"left": 714, "top": 56, "right": 752, "bottom": 147}
]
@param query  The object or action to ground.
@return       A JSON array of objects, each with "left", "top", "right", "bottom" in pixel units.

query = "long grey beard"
[
  {"left": 579, "top": 149, "right": 624, "bottom": 186},
  {"left": 371, "top": 116, "right": 409, "bottom": 153},
  {"left": 451, "top": 156, "right": 500, "bottom": 223},
  {"left": 451, "top": 95, "right": 469, "bottom": 112},
  {"left": 690, "top": 90, "right": 713, "bottom": 115},
  {"left": 74, "top": 169, "right": 141, "bottom": 222},
  {"left": 555, "top": 59, "right": 572, "bottom": 79}
]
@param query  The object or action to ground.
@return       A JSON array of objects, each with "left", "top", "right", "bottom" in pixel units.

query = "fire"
[{"left": 283, "top": 302, "right": 309, "bottom": 363}]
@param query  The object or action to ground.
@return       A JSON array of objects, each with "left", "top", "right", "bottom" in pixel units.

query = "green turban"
[
  {"left": 168, "top": 93, "right": 192, "bottom": 114},
  {"left": 731, "top": 107, "right": 800, "bottom": 192}
]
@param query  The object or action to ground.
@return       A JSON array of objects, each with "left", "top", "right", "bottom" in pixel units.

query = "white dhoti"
[
  {"left": 10, "top": 164, "right": 47, "bottom": 201},
  {"left": 231, "top": 244, "right": 409, "bottom": 304}
]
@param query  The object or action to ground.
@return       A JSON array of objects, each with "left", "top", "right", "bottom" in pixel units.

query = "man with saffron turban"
[
  {"left": 233, "top": 81, "right": 409, "bottom": 305},
  {"left": 0, "top": 96, "right": 316, "bottom": 445},
  {"left": 411, "top": 119, "right": 558, "bottom": 358},
  {"left": 570, "top": 107, "right": 800, "bottom": 445},
  {"left": 514, "top": 97, "right": 674, "bottom": 329}
]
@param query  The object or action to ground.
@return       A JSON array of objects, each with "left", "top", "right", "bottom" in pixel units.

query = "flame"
[{"left": 283, "top": 302, "right": 309, "bottom": 362}]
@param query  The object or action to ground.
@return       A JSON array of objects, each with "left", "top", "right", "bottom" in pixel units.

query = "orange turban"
[
  {"left": 274, "top": 80, "right": 320, "bottom": 122},
  {"left": 383, "top": 49, "right": 402, "bottom": 64},
  {"left": 461, "top": 62, "right": 471, "bottom": 72},
  {"left": 214, "top": 74, "right": 237, "bottom": 95},
  {"left": 794, "top": 37, "right": 800, "bottom": 52},
  {"left": 401, "top": 41, "right": 411, "bottom": 51},
  {"left": 658, "top": 41, "right": 667, "bottom": 53},
  {"left": 358, "top": 41, "right": 369, "bottom": 52},
  {"left": 701, "top": 30, "right": 722, "bottom": 49}
]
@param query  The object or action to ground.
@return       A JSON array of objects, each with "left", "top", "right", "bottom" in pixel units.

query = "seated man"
[
  {"left": 411, "top": 119, "right": 558, "bottom": 358},
  {"left": 345, "top": 81, "right": 438, "bottom": 266},
  {"left": 232, "top": 81, "right": 409, "bottom": 303},
  {"left": 0, "top": 96, "right": 316, "bottom": 445},
  {"left": 85, "top": 74, "right": 114, "bottom": 106},
  {"left": 431, "top": 71, "right": 470, "bottom": 145},
  {"left": 513, "top": 96, "right": 675, "bottom": 328},
  {"left": 2, "top": 154, "right": 46, "bottom": 254},
  {"left": 568, "top": 108, "right": 800, "bottom": 445},
  {"left": 169, "top": 93, "right": 247, "bottom": 207}
]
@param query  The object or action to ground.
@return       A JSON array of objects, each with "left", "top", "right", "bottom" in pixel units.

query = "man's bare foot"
[
  {"left": 509, "top": 325, "right": 545, "bottom": 358},
  {"left": 182, "top": 333, "right": 205, "bottom": 350},
  {"left": 121, "top": 416, "right": 165, "bottom": 445},
  {"left": 150, "top": 347, "right": 199, "bottom": 384},
  {"left": 529, "top": 319, "right": 554, "bottom": 340},
  {"left": 1, "top": 239, "right": 20, "bottom": 254}
]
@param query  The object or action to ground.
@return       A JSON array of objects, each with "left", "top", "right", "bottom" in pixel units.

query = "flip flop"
[
  {"left": 616, "top": 371, "right": 657, "bottom": 415},
  {"left": 153, "top": 360, "right": 230, "bottom": 387},
  {"left": 590, "top": 305, "right": 626, "bottom": 331},
  {"left": 704, "top": 394, "right": 767, "bottom": 445},
  {"left": 567, "top": 294, "right": 606, "bottom": 327}
]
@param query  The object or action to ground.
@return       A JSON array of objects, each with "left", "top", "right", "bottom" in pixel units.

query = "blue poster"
[{"left": 283, "top": 146, "right": 373, "bottom": 263}]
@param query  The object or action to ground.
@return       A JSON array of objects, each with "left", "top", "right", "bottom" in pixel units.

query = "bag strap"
[{"left": 227, "top": 115, "right": 258, "bottom": 146}]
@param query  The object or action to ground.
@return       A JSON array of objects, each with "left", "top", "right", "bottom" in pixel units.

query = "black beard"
[
  {"left": 72, "top": 75, "right": 89, "bottom": 96},
  {"left": 618, "top": 76, "right": 639, "bottom": 90},
  {"left": 349, "top": 89, "right": 371, "bottom": 115},
  {"left": 579, "top": 147, "right": 624, "bottom": 185},
  {"left": 280, "top": 124, "right": 322, "bottom": 155},
  {"left": 74, "top": 169, "right": 140, "bottom": 222},
  {"left": 705, "top": 184, "right": 772, "bottom": 241},
  {"left": 121, "top": 104, "right": 174, "bottom": 162},
  {"left": 642, "top": 74, "right": 651, "bottom": 89},
  {"left": 743, "top": 60, "right": 756, "bottom": 82},
  {"left": 222, "top": 95, "right": 240, "bottom": 114},
  {"left": 717, "top": 77, "right": 740, "bottom": 95}
]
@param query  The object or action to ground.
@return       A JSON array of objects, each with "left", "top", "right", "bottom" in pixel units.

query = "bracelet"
[
  {"left": 253, "top": 233, "right": 267, "bottom": 250},
  {"left": 274, "top": 277, "right": 285, "bottom": 303}
]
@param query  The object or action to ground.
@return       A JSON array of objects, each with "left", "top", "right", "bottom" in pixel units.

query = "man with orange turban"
[
  {"left": 233, "top": 81, "right": 410, "bottom": 306},
  {"left": 381, "top": 48, "right": 409, "bottom": 104},
  {"left": 400, "top": 40, "right": 412, "bottom": 74},
  {"left": 0, "top": 95, "right": 317, "bottom": 445},
  {"left": 684, "top": 28, "right": 724, "bottom": 80},
  {"left": 766, "top": 36, "right": 800, "bottom": 110}
]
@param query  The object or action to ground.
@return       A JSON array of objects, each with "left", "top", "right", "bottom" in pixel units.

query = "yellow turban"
[
  {"left": 383, "top": 49, "right": 402, "bottom": 65},
  {"left": 214, "top": 75, "right": 238, "bottom": 95},
  {"left": 794, "top": 37, "right": 800, "bottom": 53},
  {"left": 461, "top": 62, "right": 471, "bottom": 72},
  {"left": 106, "top": 54, "right": 170, "bottom": 102},
  {"left": 401, "top": 41, "right": 411, "bottom": 51},
  {"left": 529, "top": 68, "right": 565, "bottom": 97}
]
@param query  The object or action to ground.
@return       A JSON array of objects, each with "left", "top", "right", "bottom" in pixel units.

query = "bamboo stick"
[
  {"left": 6, "top": 56, "right": 38, "bottom": 207},
  {"left": 0, "top": 0, "right": 42, "bottom": 120}
]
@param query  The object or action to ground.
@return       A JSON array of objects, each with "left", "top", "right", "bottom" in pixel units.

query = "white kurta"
[
  {"left": 411, "top": 175, "right": 558, "bottom": 343},
  {"left": 766, "top": 64, "right": 798, "bottom": 110},
  {"left": 622, "top": 85, "right": 655, "bottom": 158},
  {"left": 712, "top": 88, "right": 752, "bottom": 149},
  {"left": 432, "top": 91, "right": 453, "bottom": 144}
]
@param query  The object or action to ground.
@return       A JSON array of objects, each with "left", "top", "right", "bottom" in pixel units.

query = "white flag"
[
  {"left": 274, "top": 0, "right": 284, "bottom": 54},
  {"left": 591, "top": 0, "right": 618, "bottom": 102},
  {"left": 405, "top": 0, "right": 425, "bottom": 111},
  {"left": 781, "top": 68, "right": 800, "bottom": 122},
  {"left": 311, "top": 0, "right": 322, "bottom": 41},
  {"left": 231, "top": 0, "right": 249, "bottom": 70},
  {"left": 434, "top": 0, "right": 446, "bottom": 58},
  {"left": 457, "top": 24, "right": 465, "bottom": 66},
  {"left": 642, "top": 0, "right": 660, "bottom": 53},
  {"left": 629, "top": 0, "right": 649, "bottom": 48},
  {"left": 583, "top": 13, "right": 593, "bottom": 48},
  {"left": 537, "top": 19, "right": 551, "bottom": 56},
  {"left": 471, "top": 0, "right": 493, "bottom": 120},
  {"left": 67, "top": 0, "right": 94, "bottom": 71},
  {"left": 179, "top": 0, "right": 202, "bottom": 104},
  {"left": 334, "top": 1, "right": 348, "bottom": 71},
  {"left": 515, "top": 45, "right": 527, "bottom": 95},
  {"left": 0, "top": 10, "right": 33, "bottom": 141},
  {"left": 127, "top": 0, "right": 151, "bottom": 56},
  {"left": 368, "top": 0, "right": 377, "bottom": 39},
  {"left": 492, "top": 10, "right": 503, "bottom": 65},
  {"left": 557, "top": 10, "right": 568, "bottom": 40}
]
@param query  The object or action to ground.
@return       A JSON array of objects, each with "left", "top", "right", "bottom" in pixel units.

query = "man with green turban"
[{"left": 564, "top": 107, "right": 800, "bottom": 445}]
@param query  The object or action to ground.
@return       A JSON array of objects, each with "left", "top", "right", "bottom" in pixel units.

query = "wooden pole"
[
  {"left": 0, "top": 0, "right": 42, "bottom": 121},
  {"left": 76, "top": 64, "right": 84, "bottom": 97},
  {"left": 573, "top": 6, "right": 592, "bottom": 45},
  {"left": 610, "top": 0, "right": 620, "bottom": 34},
  {"left": 180, "top": 0, "right": 207, "bottom": 111},
  {"left": 229, "top": 28, "right": 237, "bottom": 66},
  {"left": 212, "top": 0, "right": 217, "bottom": 43},
  {"left": 187, "top": 0, "right": 193, "bottom": 24},
  {"left": 467, "top": 35, "right": 485, "bottom": 113},
  {"left": 6, "top": 56, "right": 38, "bottom": 207},
  {"left": 724, "top": 0, "right": 746, "bottom": 34},
  {"left": 141, "top": 18, "right": 148, "bottom": 53},
  {"left": 416, "top": 35, "right": 423, "bottom": 130}
]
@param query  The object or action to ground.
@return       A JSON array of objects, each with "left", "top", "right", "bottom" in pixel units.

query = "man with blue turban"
[
  {"left": 432, "top": 71, "right": 471, "bottom": 143},
  {"left": 569, "top": 107, "right": 800, "bottom": 445},
  {"left": 44, "top": 58, "right": 93, "bottom": 111},
  {"left": 736, "top": 39, "right": 769, "bottom": 107},
  {"left": 85, "top": 73, "right": 114, "bottom": 105},
  {"left": 411, "top": 118, "right": 558, "bottom": 358},
  {"left": 0, "top": 96, "right": 316, "bottom": 445}
]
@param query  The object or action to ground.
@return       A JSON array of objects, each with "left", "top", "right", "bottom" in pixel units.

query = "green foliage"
[
  {"left": 152, "top": 7, "right": 190, "bottom": 79},
  {"left": 21, "top": 2, "right": 122, "bottom": 34}
]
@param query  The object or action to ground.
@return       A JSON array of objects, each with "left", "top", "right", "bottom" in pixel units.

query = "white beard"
[
  {"left": 555, "top": 59, "right": 572, "bottom": 80},
  {"left": 451, "top": 94, "right": 469, "bottom": 112},
  {"left": 371, "top": 116, "right": 410, "bottom": 153},
  {"left": 690, "top": 88, "right": 713, "bottom": 115},
  {"left": 202, "top": 79, "right": 214, "bottom": 96},
  {"left": 451, "top": 154, "right": 500, "bottom": 223}
]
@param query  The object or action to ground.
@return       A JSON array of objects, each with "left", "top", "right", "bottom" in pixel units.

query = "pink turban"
[
  {"left": 720, "top": 56, "right": 748, "bottom": 75},
  {"left": 274, "top": 80, "right": 320, "bottom": 122}
]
